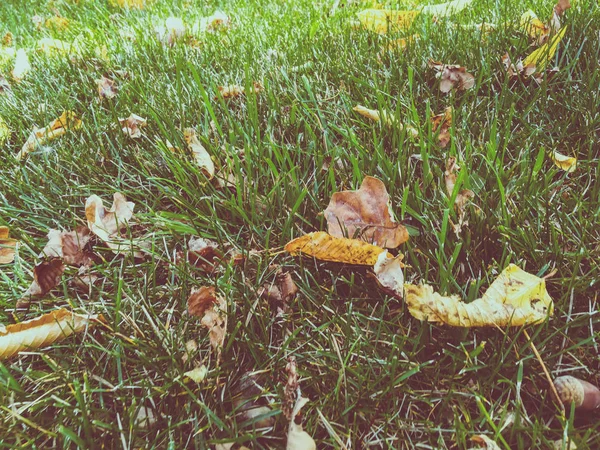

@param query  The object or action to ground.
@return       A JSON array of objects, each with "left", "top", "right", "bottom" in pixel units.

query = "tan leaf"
[
  {"left": 324, "top": 176, "right": 408, "bottom": 248},
  {"left": 429, "top": 60, "right": 475, "bottom": 93},
  {"left": 85, "top": 193, "right": 137, "bottom": 255},
  {"left": 0, "top": 309, "right": 104, "bottom": 359},
  {"left": 45, "top": 16, "right": 70, "bottom": 31},
  {"left": 217, "top": 82, "right": 262, "bottom": 99},
  {"left": 260, "top": 271, "right": 298, "bottom": 315},
  {"left": 12, "top": 49, "right": 31, "bottom": 82},
  {"left": 356, "top": 9, "right": 420, "bottom": 34},
  {"left": 31, "top": 15, "right": 43, "bottom": 30},
  {"left": 552, "top": 151, "right": 577, "bottom": 172},
  {"left": 184, "top": 365, "right": 208, "bottom": 383},
  {"left": 551, "top": 0, "right": 571, "bottom": 32},
  {"left": 445, "top": 157, "right": 475, "bottom": 236},
  {"left": 187, "top": 237, "right": 222, "bottom": 272},
  {"left": 2, "top": 31, "right": 13, "bottom": 47},
  {"left": 373, "top": 251, "right": 404, "bottom": 299},
  {"left": 37, "top": 38, "right": 82, "bottom": 55},
  {"left": 233, "top": 372, "right": 275, "bottom": 429},
  {"left": 353, "top": 105, "right": 383, "bottom": 123},
  {"left": 96, "top": 76, "right": 117, "bottom": 99},
  {"left": 404, "top": 264, "right": 554, "bottom": 327},
  {"left": 20, "top": 259, "right": 65, "bottom": 301},
  {"left": 187, "top": 286, "right": 227, "bottom": 354},
  {"left": 285, "top": 232, "right": 386, "bottom": 265},
  {"left": 471, "top": 435, "right": 502, "bottom": 449},
  {"left": 432, "top": 106, "right": 452, "bottom": 148},
  {"left": 17, "top": 111, "right": 82, "bottom": 160},
  {"left": 184, "top": 128, "right": 215, "bottom": 178},
  {"left": 0, "top": 226, "right": 17, "bottom": 264},
  {"left": 285, "top": 357, "right": 316, "bottom": 450},
  {"left": 41, "top": 227, "right": 92, "bottom": 266},
  {"left": 120, "top": 114, "right": 146, "bottom": 138},
  {"left": 353, "top": 105, "right": 418, "bottom": 137},
  {"left": 193, "top": 11, "right": 231, "bottom": 33}
]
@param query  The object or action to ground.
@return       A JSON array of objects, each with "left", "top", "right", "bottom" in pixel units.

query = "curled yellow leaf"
[
  {"left": 404, "top": 264, "right": 554, "bottom": 327},
  {"left": 17, "top": 111, "right": 82, "bottom": 160},
  {"left": 552, "top": 151, "right": 577, "bottom": 172},
  {"left": 523, "top": 26, "right": 567, "bottom": 72},
  {"left": 285, "top": 232, "right": 386, "bottom": 265}
]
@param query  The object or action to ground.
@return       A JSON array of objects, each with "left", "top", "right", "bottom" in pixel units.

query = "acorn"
[{"left": 554, "top": 376, "right": 600, "bottom": 411}]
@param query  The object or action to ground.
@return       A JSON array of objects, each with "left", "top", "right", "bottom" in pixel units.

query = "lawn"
[{"left": 0, "top": 0, "right": 599, "bottom": 448}]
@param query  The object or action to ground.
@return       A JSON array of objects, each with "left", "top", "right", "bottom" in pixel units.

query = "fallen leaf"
[
  {"left": 356, "top": 9, "right": 420, "bottom": 34},
  {"left": 85, "top": 193, "right": 136, "bottom": 254},
  {"left": 217, "top": 82, "right": 262, "bottom": 99},
  {"left": 285, "top": 232, "right": 387, "bottom": 265},
  {"left": 552, "top": 151, "right": 577, "bottom": 172},
  {"left": 184, "top": 365, "right": 208, "bottom": 383},
  {"left": 186, "top": 237, "right": 222, "bottom": 272},
  {"left": 0, "top": 226, "right": 17, "bottom": 264},
  {"left": 404, "top": 264, "right": 554, "bottom": 327},
  {"left": 0, "top": 115, "right": 10, "bottom": 144},
  {"left": 551, "top": 0, "right": 571, "bottom": 32},
  {"left": 261, "top": 271, "right": 298, "bottom": 315},
  {"left": 17, "top": 111, "right": 82, "bottom": 160},
  {"left": 41, "top": 227, "right": 92, "bottom": 266},
  {"left": 445, "top": 156, "right": 475, "bottom": 236},
  {"left": 232, "top": 372, "right": 275, "bottom": 429},
  {"left": 193, "top": 11, "right": 231, "bottom": 33},
  {"left": 551, "top": 439, "right": 578, "bottom": 450},
  {"left": 324, "top": 176, "right": 409, "bottom": 248},
  {"left": 184, "top": 128, "right": 215, "bottom": 178},
  {"left": 471, "top": 435, "right": 502, "bottom": 449},
  {"left": 155, "top": 17, "right": 186, "bottom": 45},
  {"left": 119, "top": 114, "right": 146, "bottom": 138},
  {"left": 134, "top": 404, "right": 157, "bottom": 430},
  {"left": 432, "top": 106, "right": 452, "bottom": 147},
  {"left": 21, "top": 259, "right": 65, "bottom": 298},
  {"left": 420, "top": 0, "right": 475, "bottom": 17},
  {"left": 45, "top": 16, "right": 70, "bottom": 31},
  {"left": 353, "top": 105, "right": 419, "bottom": 137},
  {"left": 2, "top": 32, "right": 13, "bottom": 47},
  {"left": 429, "top": 60, "right": 475, "bottom": 93},
  {"left": 374, "top": 251, "right": 404, "bottom": 299},
  {"left": 187, "top": 286, "right": 227, "bottom": 355},
  {"left": 12, "top": 49, "right": 31, "bottom": 82},
  {"left": 0, "top": 308, "right": 104, "bottom": 359},
  {"left": 284, "top": 357, "right": 316, "bottom": 450},
  {"left": 96, "top": 76, "right": 117, "bottom": 99},
  {"left": 520, "top": 10, "right": 549, "bottom": 44},
  {"left": 0, "top": 75, "right": 11, "bottom": 94},
  {"left": 523, "top": 26, "right": 567, "bottom": 72}
]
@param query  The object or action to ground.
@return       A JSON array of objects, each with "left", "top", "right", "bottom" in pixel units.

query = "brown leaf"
[
  {"left": 232, "top": 372, "right": 275, "bottom": 429},
  {"left": 432, "top": 106, "right": 452, "bottom": 148},
  {"left": 444, "top": 157, "right": 475, "bottom": 236},
  {"left": 0, "top": 226, "right": 17, "bottom": 264},
  {"left": 96, "top": 76, "right": 118, "bottom": 99},
  {"left": 324, "top": 176, "right": 408, "bottom": 248},
  {"left": 187, "top": 237, "right": 222, "bottom": 272},
  {"left": 184, "top": 128, "right": 215, "bottom": 178},
  {"left": 85, "top": 192, "right": 135, "bottom": 242},
  {"left": 18, "top": 259, "right": 66, "bottom": 307},
  {"left": 373, "top": 251, "right": 405, "bottom": 299},
  {"left": 17, "top": 111, "right": 82, "bottom": 160},
  {"left": 188, "top": 286, "right": 218, "bottom": 318},
  {"left": 41, "top": 227, "right": 92, "bottom": 266},
  {"left": 2, "top": 32, "right": 13, "bottom": 47},
  {"left": 188, "top": 286, "right": 227, "bottom": 355},
  {"left": 551, "top": 0, "right": 571, "bottom": 31},
  {"left": 119, "top": 114, "right": 146, "bottom": 138},
  {"left": 429, "top": 60, "right": 475, "bottom": 93}
]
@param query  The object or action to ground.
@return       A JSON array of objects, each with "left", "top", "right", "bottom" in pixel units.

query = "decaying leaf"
[
  {"left": 429, "top": 60, "right": 475, "bottom": 93},
  {"left": 85, "top": 192, "right": 136, "bottom": 253},
  {"left": 155, "top": 17, "right": 186, "bottom": 45},
  {"left": 17, "top": 111, "right": 82, "bottom": 160},
  {"left": 471, "top": 435, "right": 502, "bottom": 450},
  {"left": 12, "top": 49, "right": 31, "bottom": 82},
  {"left": 0, "top": 226, "right": 17, "bottom": 264},
  {"left": 324, "top": 177, "right": 409, "bottom": 248},
  {"left": 523, "top": 26, "right": 567, "bottom": 73},
  {"left": 41, "top": 227, "right": 92, "bottom": 266},
  {"left": 260, "top": 270, "right": 299, "bottom": 315},
  {"left": 2, "top": 31, "right": 13, "bottom": 47},
  {"left": 232, "top": 372, "right": 275, "bottom": 429},
  {"left": 96, "top": 76, "right": 117, "bottom": 99},
  {"left": 184, "top": 365, "right": 208, "bottom": 383},
  {"left": 353, "top": 105, "right": 418, "bottom": 137},
  {"left": 445, "top": 157, "right": 475, "bottom": 236},
  {"left": 501, "top": 53, "right": 536, "bottom": 79},
  {"left": 356, "top": 9, "right": 420, "bottom": 34},
  {"left": 420, "top": 0, "right": 475, "bottom": 17},
  {"left": 520, "top": 10, "right": 549, "bottom": 44},
  {"left": 374, "top": 251, "right": 404, "bottom": 299},
  {"left": 19, "top": 259, "right": 65, "bottom": 303},
  {"left": 184, "top": 128, "right": 215, "bottom": 179},
  {"left": 284, "top": 357, "right": 316, "bottom": 450},
  {"left": 193, "top": 11, "right": 231, "bottom": 33},
  {"left": 0, "top": 308, "right": 104, "bottom": 359},
  {"left": 187, "top": 286, "right": 227, "bottom": 355},
  {"left": 45, "top": 16, "right": 70, "bottom": 31},
  {"left": 120, "top": 114, "right": 146, "bottom": 138},
  {"left": 285, "top": 232, "right": 387, "bottom": 265},
  {"left": 432, "top": 106, "right": 452, "bottom": 148},
  {"left": 186, "top": 237, "right": 222, "bottom": 272},
  {"left": 551, "top": 0, "right": 571, "bottom": 32},
  {"left": 552, "top": 151, "right": 577, "bottom": 172},
  {"left": 404, "top": 264, "right": 554, "bottom": 327}
]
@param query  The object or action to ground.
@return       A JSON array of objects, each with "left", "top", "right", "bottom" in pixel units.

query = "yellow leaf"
[
  {"left": 404, "top": 264, "right": 554, "bottom": 327},
  {"left": 285, "top": 232, "right": 386, "bottom": 265},
  {"left": 552, "top": 151, "right": 577, "bottom": 172},
  {"left": 45, "top": 16, "right": 70, "bottom": 31},
  {"left": 0, "top": 226, "right": 17, "bottom": 264},
  {"left": 353, "top": 105, "right": 383, "bottom": 123},
  {"left": 419, "top": 0, "right": 475, "bottom": 17},
  {"left": 0, "top": 309, "right": 104, "bottom": 359},
  {"left": 109, "top": 0, "right": 146, "bottom": 8},
  {"left": 17, "top": 111, "right": 82, "bottom": 160},
  {"left": 184, "top": 365, "right": 208, "bottom": 383},
  {"left": 356, "top": 9, "right": 420, "bottom": 34},
  {"left": 0, "top": 115, "right": 9, "bottom": 144},
  {"left": 520, "top": 10, "right": 549, "bottom": 40},
  {"left": 523, "top": 26, "right": 567, "bottom": 72}
]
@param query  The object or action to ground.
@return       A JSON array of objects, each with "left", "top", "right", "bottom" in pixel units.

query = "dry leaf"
[
  {"left": 184, "top": 128, "right": 215, "bottom": 178},
  {"left": 353, "top": 105, "right": 418, "bottom": 137},
  {"left": 0, "top": 115, "right": 9, "bottom": 144},
  {"left": 184, "top": 365, "right": 208, "bottom": 383},
  {"left": 20, "top": 259, "right": 65, "bottom": 301},
  {"left": 324, "top": 176, "right": 409, "bottom": 248},
  {"left": 552, "top": 151, "right": 577, "bottom": 172},
  {"left": 0, "top": 76, "right": 11, "bottom": 95},
  {"left": 520, "top": 10, "right": 549, "bottom": 44},
  {"left": 356, "top": 9, "right": 420, "bottom": 34},
  {"left": 523, "top": 26, "right": 567, "bottom": 72},
  {"left": 0, "top": 226, "right": 17, "bottom": 264},
  {"left": 551, "top": 0, "right": 571, "bottom": 32},
  {"left": 85, "top": 193, "right": 136, "bottom": 254},
  {"left": 232, "top": 372, "right": 275, "bottom": 429},
  {"left": 193, "top": 11, "right": 231, "bottom": 33},
  {"left": 471, "top": 435, "right": 502, "bottom": 449},
  {"left": 186, "top": 237, "right": 222, "bottom": 272},
  {"left": 155, "top": 17, "right": 186, "bottom": 45},
  {"left": 374, "top": 251, "right": 404, "bottom": 299},
  {"left": 429, "top": 60, "right": 475, "bottom": 93},
  {"left": 432, "top": 106, "right": 452, "bottom": 148},
  {"left": 404, "top": 264, "right": 554, "bottom": 327},
  {"left": 187, "top": 286, "right": 227, "bottom": 354},
  {"left": 261, "top": 271, "right": 298, "bottom": 315},
  {"left": 41, "top": 227, "right": 92, "bottom": 266},
  {"left": 2, "top": 31, "right": 13, "bottom": 47},
  {"left": 96, "top": 76, "right": 117, "bottom": 99},
  {"left": 17, "top": 111, "right": 82, "bottom": 160},
  {"left": 284, "top": 357, "right": 316, "bottom": 450},
  {"left": 420, "top": 0, "right": 474, "bottom": 17},
  {"left": 0, "top": 309, "right": 104, "bottom": 359},
  {"left": 217, "top": 82, "right": 262, "bottom": 99},
  {"left": 119, "top": 114, "right": 146, "bottom": 138},
  {"left": 285, "top": 232, "right": 387, "bottom": 265},
  {"left": 45, "top": 16, "right": 70, "bottom": 31},
  {"left": 12, "top": 49, "right": 31, "bottom": 82},
  {"left": 445, "top": 157, "right": 475, "bottom": 236}
]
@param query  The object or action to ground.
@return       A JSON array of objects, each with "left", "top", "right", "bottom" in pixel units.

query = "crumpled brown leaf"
[
  {"left": 17, "top": 111, "right": 82, "bottom": 160},
  {"left": 85, "top": 192, "right": 137, "bottom": 254},
  {"left": 324, "top": 176, "right": 408, "bottom": 248},
  {"left": 284, "top": 357, "right": 316, "bottom": 450},
  {"left": 119, "top": 114, "right": 146, "bottom": 138},
  {"left": 445, "top": 157, "right": 475, "bottom": 236},
  {"left": 429, "top": 60, "right": 475, "bottom": 93},
  {"left": 550, "top": 0, "right": 571, "bottom": 32},
  {"left": 96, "top": 76, "right": 117, "bottom": 99},
  {"left": 184, "top": 128, "right": 215, "bottom": 179},
  {"left": 232, "top": 372, "right": 275, "bottom": 429},
  {"left": 0, "top": 308, "right": 104, "bottom": 359},
  {"left": 18, "top": 259, "right": 66, "bottom": 307},
  {"left": 186, "top": 237, "right": 222, "bottom": 272},
  {"left": 260, "top": 270, "right": 298, "bottom": 315},
  {"left": 432, "top": 106, "right": 452, "bottom": 148},
  {"left": 0, "top": 226, "right": 17, "bottom": 264},
  {"left": 187, "top": 286, "right": 227, "bottom": 356},
  {"left": 470, "top": 435, "right": 502, "bottom": 449},
  {"left": 404, "top": 264, "right": 554, "bottom": 327},
  {"left": 41, "top": 227, "right": 92, "bottom": 266}
]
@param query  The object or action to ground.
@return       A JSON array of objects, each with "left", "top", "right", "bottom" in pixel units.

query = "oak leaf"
[
  {"left": 184, "top": 128, "right": 215, "bottom": 179},
  {"left": 17, "top": 111, "right": 82, "bottom": 160},
  {"left": 324, "top": 176, "right": 408, "bottom": 248},
  {"left": 404, "top": 264, "right": 554, "bottom": 327},
  {"left": 429, "top": 60, "right": 475, "bottom": 93},
  {"left": 120, "top": 114, "right": 146, "bottom": 138},
  {"left": 0, "top": 309, "right": 104, "bottom": 359},
  {"left": 285, "top": 232, "right": 386, "bottom": 265},
  {"left": 0, "top": 226, "right": 17, "bottom": 264}
]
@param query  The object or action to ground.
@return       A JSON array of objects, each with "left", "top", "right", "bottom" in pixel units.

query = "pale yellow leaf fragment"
[
  {"left": 0, "top": 309, "right": 104, "bottom": 359},
  {"left": 520, "top": 10, "right": 549, "bottom": 42},
  {"left": 420, "top": 0, "right": 475, "bottom": 17},
  {"left": 184, "top": 365, "right": 208, "bottom": 383},
  {"left": 12, "top": 49, "right": 31, "bottom": 81},
  {"left": 184, "top": 128, "right": 215, "bottom": 179},
  {"left": 17, "top": 111, "right": 82, "bottom": 160},
  {"left": 404, "top": 264, "right": 554, "bottom": 327},
  {"left": 0, "top": 226, "right": 17, "bottom": 264},
  {"left": 285, "top": 232, "right": 386, "bottom": 265},
  {"left": 353, "top": 105, "right": 382, "bottom": 123},
  {"left": 523, "top": 26, "right": 567, "bottom": 72},
  {"left": 374, "top": 251, "right": 404, "bottom": 299},
  {"left": 356, "top": 9, "right": 420, "bottom": 34},
  {"left": 353, "top": 105, "right": 418, "bottom": 137},
  {"left": 552, "top": 151, "right": 577, "bottom": 172}
]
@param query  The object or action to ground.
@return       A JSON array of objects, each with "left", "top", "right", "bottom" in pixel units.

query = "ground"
[{"left": 0, "top": 0, "right": 599, "bottom": 448}]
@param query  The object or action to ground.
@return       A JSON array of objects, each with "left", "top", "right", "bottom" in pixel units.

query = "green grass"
[{"left": 0, "top": 0, "right": 599, "bottom": 448}]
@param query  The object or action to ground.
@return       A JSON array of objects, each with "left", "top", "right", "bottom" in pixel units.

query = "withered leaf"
[
  {"left": 42, "top": 227, "right": 92, "bottom": 266},
  {"left": 155, "top": 17, "right": 186, "bottom": 45},
  {"left": 96, "top": 76, "right": 118, "bottom": 99},
  {"left": 119, "top": 114, "right": 146, "bottom": 138},
  {"left": 324, "top": 176, "right": 408, "bottom": 248},
  {"left": 188, "top": 286, "right": 227, "bottom": 355},
  {"left": 45, "top": 16, "right": 70, "bottom": 31},
  {"left": 0, "top": 226, "right": 17, "bottom": 264},
  {"left": 17, "top": 111, "right": 82, "bottom": 160},
  {"left": 217, "top": 82, "right": 263, "bottom": 99},
  {"left": 373, "top": 251, "right": 404, "bottom": 300},
  {"left": 0, "top": 308, "right": 104, "bottom": 359},
  {"left": 85, "top": 192, "right": 134, "bottom": 242},
  {"left": 184, "top": 128, "right": 215, "bottom": 179},
  {"left": 284, "top": 357, "right": 316, "bottom": 450},
  {"left": 432, "top": 106, "right": 452, "bottom": 148},
  {"left": 187, "top": 237, "right": 222, "bottom": 272},
  {"left": 232, "top": 372, "right": 274, "bottom": 429},
  {"left": 445, "top": 157, "right": 475, "bottom": 236},
  {"left": 471, "top": 435, "right": 502, "bottom": 449},
  {"left": 429, "top": 60, "right": 475, "bottom": 93},
  {"left": 552, "top": 151, "right": 577, "bottom": 172},
  {"left": 551, "top": 0, "right": 571, "bottom": 32},
  {"left": 18, "top": 259, "right": 66, "bottom": 306},
  {"left": 0, "top": 76, "right": 11, "bottom": 95}
]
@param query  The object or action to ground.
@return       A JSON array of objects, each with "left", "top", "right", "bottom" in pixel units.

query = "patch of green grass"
[{"left": 0, "top": 0, "right": 599, "bottom": 448}]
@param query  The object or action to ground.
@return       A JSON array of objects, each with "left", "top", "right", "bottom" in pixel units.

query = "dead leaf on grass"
[
  {"left": 12, "top": 49, "right": 31, "bottom": 82},
  {"left": 0, "top": 226, "right": 17, "bottom": 264},
  {"left": 17, "top": 111, "right": 82, "bottom": 160},
  {"left": 471, "top": 435, "right": 502, "bottom": 449},
  {"left": 216, "top": 82, "right": 263, "bottom": 99},
  {"left": 0, "top": 308, "right": 104, "bottom": 359},
  {"left": 187, "top": 286, "right": 227, "bottom": 355},
  {"left": 109, "top": 0, "right": 146, "bottom": 8},
  {"left": 432, "top": 106, "right": 452, "bottom": 148},
  {"left": 284, "top": 357, "right": 316, "bottom": 450},
  {"left": 445, "top": 157, "right": 475, "bottom": 236},
  {"left": 551, "top": 151, "right": 577, "bottom": 172},
  {"left": 96, "top": 76, "right": 117, "bottom": 99},
  {"left": 520, "top": 10, "right": 550, "bottom": 45},
  {"left": 186, "top": 237, "right": 222, "bottom": 272},
  {"left": 523, "top": 26, "right": 567, "bottom": 73},
  {"left": 429, "top": 60, "right": 475, "bottom": 93},
  {"left": 373, "top": 251, "right": 405, "bottom": 300},
  {"left": 551, "top": 0, "right": 571, "bottom": 32},
  {"left": 18, "top": 259, "right": 66, "bottom": 306},
  {"left": 85, "top": 193, "right": 138, "bottom": 255},
  {"left": 324, "top": 176, "right": 409, "bottom": 248},
  {"left": 120, "top": 114, "right": 146, "bottom": 138},
  {"left": 0, "top": 76, "right": 11, "bottom": 94},
  {"left": 45, "top": 16, "right": 70, "bottom": 32},
  {"left": 353, "top": 105, "right": 418, "bottom": 137},
  {"left": 404, "top": 264, "right": 554, "bottom": 327},
  {"left": 41, "top": 227, "right": 92, "bottom": 266},
  {"left": 184, "top": 128, "right": 215, "bottom": 179}
]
